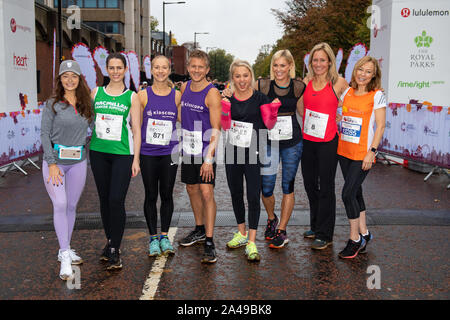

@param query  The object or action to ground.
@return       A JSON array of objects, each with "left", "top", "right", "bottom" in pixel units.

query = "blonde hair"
[
  {"left": 152, "top": 55, "right": 174, "bottom": 88},
  {"left": 270, "top": 49, "right": 296, "bottom": 80},
  {"left": 307, "top": 42, "right": 339, "bottom": 85},
  {"left": 350, "top": 56, "right": 382, "bottom": 92},
  {"left": 229, "top": 59, "right": 255, "bottom": 92}
]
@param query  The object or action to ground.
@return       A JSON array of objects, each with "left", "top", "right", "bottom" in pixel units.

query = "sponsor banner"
[
  {"left": 93, "top": 46, "right": 109, "bottom": 77},
  {"left": 0, "top": 108, "right": 43, "bottom": 167},
  {"left": 371, "top": 0, "right": 449, "bottom": 168},
  {"left": 0, "top": 0, "right": 40, "bottom": 167},
  {"left": 379, "top": 103, "right": 449, "bottom": 168},
  {"left": 143, "top": 55, "right": 151, "bottom": 80},
  {"left": 127, "top": 51, "right": 140, "bottom": 90},
  {"left": 335, "top": 48, "right": 343, "bottom": 73},
  {"left": 71, "top": 43, "right": 98, "bottom": 90}
]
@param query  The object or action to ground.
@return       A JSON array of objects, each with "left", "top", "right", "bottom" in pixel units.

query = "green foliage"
[{"left": 208, "top": 49, "right": 234, "bottom": 82}]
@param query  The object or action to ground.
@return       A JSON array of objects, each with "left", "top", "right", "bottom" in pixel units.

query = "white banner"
[
  {"left": 93, "top": 46, "right": 109, "bottom": 77},
  {"left": 344, "top": 43, "right": 368, "bottom": 83},
  {"left": 71, "top": 43, "right": 97, "bottom": 90},
  {"left": 127, "top": 51, "right": 140, "bottom": 90},
  {"left": 120, "top": 52, "right": 131, "bottom": 89},
  {"left": 143, "top": 55, "right": 151, "bottom": 80},
  {"left": 371, "top": 0, "right": 450, "bottom": 168}
]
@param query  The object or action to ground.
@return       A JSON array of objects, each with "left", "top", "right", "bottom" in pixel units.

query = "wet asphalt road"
[{"left": 0, "top": 157, "right": 448, "bottom": 302}]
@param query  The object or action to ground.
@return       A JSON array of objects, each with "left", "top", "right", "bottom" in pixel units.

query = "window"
[
  {"left": 84, "top": 0, "right": 97, "bottom": 8},
  {"left": 105, "top": 0, "right": 118, "bottom": 8},
  {"left": 54, "top": 0, "right": 123, "bottom": 8},
  {"left": 85, "top": 21, "right": 124, "bottom": 35}
]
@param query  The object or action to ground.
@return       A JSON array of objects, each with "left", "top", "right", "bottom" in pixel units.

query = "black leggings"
[
  {"left": 225, "top": 162, "right": 261, "bottom": 230},
  {"left": 338, "top": 155, "right": 369, "bottom": 219},
  {"left": 140, "top": 154, "right": 178, "bottom": 235},
  {"left": 89, "top": 150, "right": 133, "bottom": 249},
  {"left": 301, "top": 135, "right": 338, "bottom": 242}
]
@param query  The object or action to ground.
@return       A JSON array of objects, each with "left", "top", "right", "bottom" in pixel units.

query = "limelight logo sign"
[{"left": 415, "top": 31, "right": 433, "bottom": 48}]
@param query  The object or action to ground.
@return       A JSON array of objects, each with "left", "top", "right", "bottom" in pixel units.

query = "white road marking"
[{"left": 139, "top": 227, "right": 177, "bottom": 300}]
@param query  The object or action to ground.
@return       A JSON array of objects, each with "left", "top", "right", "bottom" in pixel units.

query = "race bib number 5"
[{"left": 95, "top": 113, "right": 123, "bottom": 141}]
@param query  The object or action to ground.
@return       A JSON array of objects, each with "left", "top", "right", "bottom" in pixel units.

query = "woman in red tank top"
[{"left": 298, "top": 43, "right": 348, "bottom": 250}]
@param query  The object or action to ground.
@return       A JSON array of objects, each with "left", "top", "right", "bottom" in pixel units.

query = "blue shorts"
[{"left": 260, "top": 140, "right": 303, "bottom": 197}]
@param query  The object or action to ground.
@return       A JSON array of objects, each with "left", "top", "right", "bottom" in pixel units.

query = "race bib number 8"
[
  {"left": 303, "top": 109, "right": 329, "bottom": 139},
  {"left": 95, "top": 113, "right": 123, "bottom": 141},
  {"left": 146, "top": 118, "right": 173, "bottom": 146}
]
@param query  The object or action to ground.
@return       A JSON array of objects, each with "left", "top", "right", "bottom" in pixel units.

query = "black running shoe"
[
  {"left": 359, "top": 232, "right": 373, "bottom": 253},
  {"left": 338, "top": 238, "right": 366, "bottom": 259},
  {"left": 100, "top": 241, "right": 111, "bottom": 261},
  {"left": 201, "top": 241, "right": 217, "bottom": 264},
  {"left": 264, "top": 214, "right": 279, "bottom": 240},
  {"left": 106, "top": 248, "right": 122, "bottom": 270},
  {"left": 179, "top": 229, "right": 206, "bottom": 247}
]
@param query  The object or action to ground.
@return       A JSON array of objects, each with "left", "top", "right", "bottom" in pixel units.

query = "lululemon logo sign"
[
  {"left": 401, "top": 8, "right": 411, "bottom": 17},
  {"left": 10, "top": 18, "right": 16, "bottom": 33}
]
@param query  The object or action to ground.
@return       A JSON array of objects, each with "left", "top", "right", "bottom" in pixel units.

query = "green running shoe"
[
  {"left": 160, "top": 235, "right": 175, "bottom": 255},
  {"left": 227, "top": 231, "right": 248, "bottom": 249},
  {"left": 148, "top": 237, "right": 161, "bottom": 257},
  {"left": 245, "top": 242, "right": 260, "bottom": 261}
]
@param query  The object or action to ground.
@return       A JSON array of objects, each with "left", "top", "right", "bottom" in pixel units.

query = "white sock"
[
  {"left": 353, "top": 235, "right": 361, "bottom": 243},
  {"left": 362, "top": 230, "right": 369, "bottom": 237}
]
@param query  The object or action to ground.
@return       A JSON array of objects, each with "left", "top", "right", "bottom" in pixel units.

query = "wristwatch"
[
  {"left": 370, "top": 147, "right": 378, "bottom": 155},
  {"left": 204, "top": 157, "right": 214, "bottom": 164}
]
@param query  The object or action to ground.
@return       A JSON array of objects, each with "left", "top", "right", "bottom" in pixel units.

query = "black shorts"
[{"left": 181, "top": 156, "right": 217, "bottom": 185}]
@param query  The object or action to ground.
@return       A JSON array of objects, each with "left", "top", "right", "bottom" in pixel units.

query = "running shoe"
[
  {"left": 269, "top": 229, "right": 289, "bottom": 249},
  {"left": 201, "top": 241, "right": 217, "bottom": 264},
  {"left": 359, "top": 231, "right": 373, "bottom": 253},
  {"left": 58, "top": 250, "right": 73, "bottom": 280},
  {"left": 264, "top": 214, "right": 279, "bottom": 240},
  {"left": 303, "top": 230, "right": 316, "bottom": 239},
  {"left": 58, "top": 247, "right": 83, "bottom": 265},
  {"left": 106, "top": 248, "right": 122, "bottom": 270},
  {"left": 226, "top": 231, "right": 248, "bottom": 249},
  {"left": 245, "top": 242, "right": 260, "bottom": 261},
  {"left": 100, "top": 241, "right": 111, "bottom": 261},
  {"left": 149, "top": 237, "right": 161, "bottom": 257},
  {"left": 338, "top": 237, "right": 366, "bottom": 259},
  {"left": 179, "top": 229, "right": 206, "bottom": 247},
  {"left": 160, "top": 235, "right": 175, "bottom": 255},
  {"left": 311, "top": 238, "right": 333, "bottom": 250}
]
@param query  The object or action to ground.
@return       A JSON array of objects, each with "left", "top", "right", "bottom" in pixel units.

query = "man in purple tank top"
[{"left": 178, "top": 50, "right": 222, "bottom": 264}]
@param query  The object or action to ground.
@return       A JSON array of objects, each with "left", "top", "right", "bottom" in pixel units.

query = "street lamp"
[
  {"left": 194, "top": 32, "right": 209, "bottom": 49},
  {"left": 163, "top": 1, "right": 185, "bottom": 56}
]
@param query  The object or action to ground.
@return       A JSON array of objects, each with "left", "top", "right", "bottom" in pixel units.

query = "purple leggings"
[{"left": 43, "top": 160, "right": 87, "bottom": 250}]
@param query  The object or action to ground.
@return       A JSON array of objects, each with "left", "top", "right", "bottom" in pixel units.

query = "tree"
[
  {"left": 208, "top": 49, "right": 234, "bottom": 82},
  {"left": 253, "top": 44, "right": 273, "bottom": 78},
  {"left": 272, "top": 0, "right": 371, "bottom": 76},
  {"left": 150, "top": 16, "right": 159, "bottom": 31}
]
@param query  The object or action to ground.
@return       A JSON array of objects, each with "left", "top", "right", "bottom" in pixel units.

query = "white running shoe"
[
  {"left": 58, "top": 247, "right": 83, "bottom": 265},
  {"left": 58, "top": 250, "right": 73, "bottom": 280}
]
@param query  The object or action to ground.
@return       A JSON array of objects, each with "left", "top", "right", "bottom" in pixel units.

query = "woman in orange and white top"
[{"left": 337, "top": 56, "right": 386, "bottom": 259}]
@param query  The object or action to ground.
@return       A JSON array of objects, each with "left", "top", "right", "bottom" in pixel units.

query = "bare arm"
[
  {"left": 137, "top": 89, "right": 147, "bottom": 127},
  {"left": 175, "top": 90, "right": 182, "bottom": 123},
  {"left": 362, "top": 107, "right": 386, "bottom": 171},
  {"left": 130, "top": 93, "right": 142, "bottom": 177}
]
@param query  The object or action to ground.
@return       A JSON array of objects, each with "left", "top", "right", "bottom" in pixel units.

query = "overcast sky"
[{"left": 150, "top": 0, "right": 287, "bottom": 64}]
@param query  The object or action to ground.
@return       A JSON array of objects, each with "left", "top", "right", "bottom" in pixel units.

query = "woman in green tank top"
[{"left": 89, "top": 53, "right": 141, "bottom": 271}]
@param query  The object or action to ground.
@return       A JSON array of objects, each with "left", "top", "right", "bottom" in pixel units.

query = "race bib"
[
  {"left": 146, "top": 118, "right": 173, "bottom": 146},
  {"left": 56, "top": 145, "right": 83, "bottom": 160},
  {"left": 95, "top": 113, "right": 123, "bottom": 141},
  {"left": 303, "top": 109, "right": 329, "bottom": 139},
  {"left": 268, "top": 116, "right": 293, "bottom": 141},
  {"left": 228, "top": 120, "right": 253, "bottom": 148},
  {"left": 182, "top": 129, "right": 203, "bottom": 155},
  {"left": 340, "top": 115, "right": 362, "bottom": 144}
]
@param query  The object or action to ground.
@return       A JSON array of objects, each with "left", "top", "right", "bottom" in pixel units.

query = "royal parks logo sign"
[{"left": 410, "top": 30, "right": 435, "bottom": 69}]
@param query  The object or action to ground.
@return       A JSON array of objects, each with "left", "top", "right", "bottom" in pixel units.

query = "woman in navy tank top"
[
  {"left": 138, "top": 55, "right": 181, "bottom": 257},
  {"left": 298, "top": 43, "right": 349, "bottom": 250}
]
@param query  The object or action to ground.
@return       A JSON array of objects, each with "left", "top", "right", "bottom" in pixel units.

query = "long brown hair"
[
  {"left": 51, "top": 74, "right": 93, "bottom": 122},
  {"left": 350, "top": 56, "right": 382, "bottom": 92}
]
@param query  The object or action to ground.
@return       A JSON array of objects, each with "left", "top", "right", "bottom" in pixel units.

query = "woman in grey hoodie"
[{"left": 40, "top": 60, "right": 93, "bottom": 280}]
